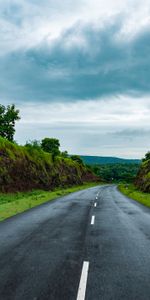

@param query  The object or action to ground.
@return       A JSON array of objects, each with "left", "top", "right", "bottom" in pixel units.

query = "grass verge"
[
  {"left": 0, "top": 182, "right": 100, "bottom": 221},
  {"left": 118, "top": 184, "right": 150, "bottom": 208}
]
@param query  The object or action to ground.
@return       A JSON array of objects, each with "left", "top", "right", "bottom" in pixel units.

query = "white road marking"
[
  {"left": 96, "top": 197, "right": 98, "bottom": 200},
  {"left": 94, "top": 203, "right": 97, "bottom": 207},
  {"left": 91, "top": 215, "right": 95, "bottom": 225},
  {"left": 77, "top": 261, "right": 89, "bottom": 300}
]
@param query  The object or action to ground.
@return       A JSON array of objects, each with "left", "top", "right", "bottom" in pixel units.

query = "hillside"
[
  {"left": 135, "top": 154, "right": 150, "bottom": 192},
  {"left": 0, "top": 137, "right": 98, "bottom": 193},
  {"left": 80, "top": 155, "right": 141, "bottom": 165}
]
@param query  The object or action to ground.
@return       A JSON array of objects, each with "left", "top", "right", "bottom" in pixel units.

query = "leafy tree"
[
  {"left": 142, "top": 151, "right": 150, "bottom": 162},
  {"left": 91, "top": 163, "right": 139, "bottom": 183},
  {"left": 71, "top": 155, "right": 84, "bottom": 166},
  {"left": 41, "top": 138, "right": 60, "bottom": 160},
  {"left": 25, "top": 140, "right": 41, "bottom": 150},
  {"left": 61, "top": 150, "right": 69, "bottom": 158},
  {"left": 0, "top": 104, "right": 20, "bottom": 141}
]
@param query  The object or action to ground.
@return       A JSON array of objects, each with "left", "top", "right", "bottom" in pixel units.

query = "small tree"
[
  {"left": 70, "top": 155, "right": 84, "bottom": 166},
  {"left": 41, "top": 138, "right": 60, "bottom": 160},
  {"left": 61, "top": 150, "right": 69, "bottom": 158},
  {"left": 0, "top": 104, "right": 20, "bottom": 141},
  {"left": 142, "top": 151, "right": 150, "bottom": 162},
  {"left": 25, "top": 140, "right": 41, "bottom": 150}
]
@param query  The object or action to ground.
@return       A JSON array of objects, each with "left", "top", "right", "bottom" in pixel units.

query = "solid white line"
[
  {"left": 94, "top": 203, "right": 97, "bottom": 207},
  {"left": 91, "top": 215, "right": 95, "bottom": 225},
  {"left": 76, "top": 261, "right": 89, "bottom": 300}
]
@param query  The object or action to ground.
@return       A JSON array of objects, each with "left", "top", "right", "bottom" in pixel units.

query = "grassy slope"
[
  {"left": 0, "top": 182, "right": 100, "bottom": 221},
  {"left": 0, "top": 137, "right": 97, "bottom": 192},
  {"left": 135, "top": 159, "right": 150, "bottom": 192},
  {"left": 118, "top": 184, "right": 150, "bottom": 208}
]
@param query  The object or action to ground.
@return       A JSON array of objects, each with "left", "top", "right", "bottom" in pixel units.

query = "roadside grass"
[
  {"left": 118, "top": 184, "right": 150, "bottom": 208},
  {"left": 0, "top": 182, "right": 100, "bottom": 221}
]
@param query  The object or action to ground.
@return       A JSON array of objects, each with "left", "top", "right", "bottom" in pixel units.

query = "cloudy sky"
[{"left": 0, "top": 0, "right": 150, "bottom": 158}]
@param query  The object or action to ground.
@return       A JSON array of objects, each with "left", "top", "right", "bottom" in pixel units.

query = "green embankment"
[
  {"left": 135, "top": 158, "right": 150, "bottom": 192},
  {"left": 0, "top": 137, "right": 100, "bottom": 221},
  {"left": 0, "top": 182, "right": 99, "bottom": 221},
  {"left": 118, "top": 184, "right": 150, "bottom": 208},
  {"left": 0, "top": 137, "right": 98, "bottom": 192}
]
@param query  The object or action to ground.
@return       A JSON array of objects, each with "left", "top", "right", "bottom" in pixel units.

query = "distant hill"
[{"left": 80, "top": 155, "right": 141, "bottom": 165}]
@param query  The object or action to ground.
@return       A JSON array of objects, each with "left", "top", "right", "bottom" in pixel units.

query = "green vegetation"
[
  {"left": 118, "top": 184, "right": 150, "bottom": 208},
  {"left": 0, "top": 136, "right": 98, "bottom": 192},
  {"left": 0, "top": 182, "right": 100, "bottom": 221},
  {"left": 70, "top": 155, "right": 85, "bottom": 165},
  {"left": 90, "top": 163, "right": 139, "bottom": 183},
  {"left": 118, "top": 151, "right": 150, "bottom": 207},
  {"left": 135, "top": 151, "right": 150, "bottom": 192},
  {"left": 0, "top": 103, "right": 99, "bottom": 219},
  {"left": 41, "top": 137, "right": 60, "bottom": 160},
  {"left": 0, "top": 104, "right": 20, "bottom": 141},
  {"left": 142, "top": 151, "right": 150, "bottom": 162},
  {"left": 80, "top": 155, "right": 141, "bottom": 165}
]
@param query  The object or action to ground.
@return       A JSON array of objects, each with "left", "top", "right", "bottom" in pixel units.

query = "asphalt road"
[{"left": 0, "top": 185, "right": 150, "bottom": 300}]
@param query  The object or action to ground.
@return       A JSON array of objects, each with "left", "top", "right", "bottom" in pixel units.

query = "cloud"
[
  {"left": 14, "top": 97, "right": 150, "bottom": 158},
  {"left": 1, "top": 0, "right": 150, "bottom": 158},
  {"left": 0, "top": 18, "right": 150, "bottom": 103}
]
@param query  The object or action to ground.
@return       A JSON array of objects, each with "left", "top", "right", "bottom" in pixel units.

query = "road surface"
[{"left": 0, "top": 185, "right": 150, "bottom": 300}]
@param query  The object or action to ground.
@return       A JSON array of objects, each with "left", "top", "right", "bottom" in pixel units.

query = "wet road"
[{"left": 0, "top": 185, "right": 150, "bottom": 300}]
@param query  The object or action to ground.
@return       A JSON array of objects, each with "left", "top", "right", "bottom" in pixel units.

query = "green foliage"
[
  {"left": 0, "top": 137, "right": 96, "bottom": 193},
  {"left": 119, "top": 184, "right": 150, "bottom": 208},
  {"left": 135, "top": 151, "right": 150, "bottom": 192},
  {"left": 0, "top": 182, "right": 100, "bottom": 221},
  {"left": 0, "top": 104, "right": 20, "bottom": 141},
  {"left": 41, "top": 137, "right": 60, "bottom": 160},
  {"left": 142, "top": 151, "right": 150, "bottom": 162},
  {"left": 80, "top": 155, "right": 141, "bottom": 165},
  {"left": 25, "top": 139, "right": 41, "bottom": 150},
  {"left": 71, "top": 155, "right": 84, "bottom": 166},
  {"left": 91, "top": 163, "right": 139, "bottom": 183},
  {"left": 61, "top": 150, "right": 69, "bottom": 158}
]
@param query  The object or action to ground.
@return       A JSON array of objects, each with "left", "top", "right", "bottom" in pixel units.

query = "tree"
[
  {"left": 25, "top": 140, "right": 41, "bottom": 150},
  {"left": 70, "top": 155, "right": 84, "bottom": 166},
  {"left": 0, "top": 104, "right": 20, "bottom": 141},
  {"left": 142, "top": 151, "right": 150, "bottom": 162},
  {"left": 41, "top": 138, "right": 60, "bottom": 159},
  {"left": 61, "top": 150, "right": 69, "bottom": 158}
]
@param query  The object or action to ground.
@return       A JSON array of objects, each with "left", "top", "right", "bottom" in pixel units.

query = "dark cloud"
[
  {"left": 0, "top": 20, "right": 150, "bottom": 103},
  {"left": 109, "top": 129, "right": 150, "bottom": 144}
]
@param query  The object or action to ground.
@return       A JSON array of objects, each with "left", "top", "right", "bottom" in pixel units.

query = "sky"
[{"left": 0, "top": 0, "right": 150, "bottom": 158}]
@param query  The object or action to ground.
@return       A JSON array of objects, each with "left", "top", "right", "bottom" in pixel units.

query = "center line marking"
[
  {"left": 91, "top": 215, "right": 95, "bottom": 225},
  {"left": 94, "top": 203, "right": 97, "bottom": 207},
  {"left": 77, "top": 261, "right": 89, "bottom": 300}
]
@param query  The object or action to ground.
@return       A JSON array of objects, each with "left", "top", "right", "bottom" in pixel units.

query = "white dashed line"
[
  {"left": 76, "top": 261, "right": 89, "bottom": 300},
  {"left": 94, "top": 203, "right": 97, "bottom": 207},
  {"left": 91, "top": 215, "right": 95, "bottom": 225}
]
